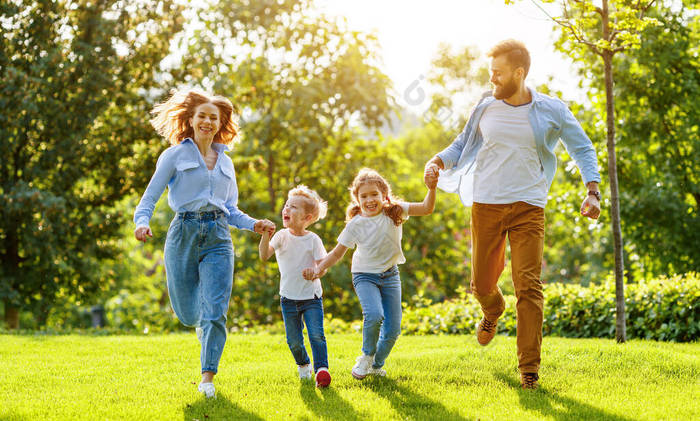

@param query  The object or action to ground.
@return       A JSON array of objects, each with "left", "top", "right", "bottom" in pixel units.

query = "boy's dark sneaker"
[
  {"left": 520, "top": 372, "right": 539, "bottom": 389},
  {"left": 316, "top": 368, "right": 331, "bottom": 388},
  {"left": 476, "top": 317, "right": 498, "bottom": 345}
]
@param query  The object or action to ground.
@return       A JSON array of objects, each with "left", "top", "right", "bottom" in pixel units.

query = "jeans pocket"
[{"left": 214, "top": 218, "right": 231, "bottom": 241}]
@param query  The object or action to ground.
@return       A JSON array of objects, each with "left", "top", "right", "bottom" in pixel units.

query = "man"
[{"left": 425, "top": 39, "right": 602, "bottom": 389}]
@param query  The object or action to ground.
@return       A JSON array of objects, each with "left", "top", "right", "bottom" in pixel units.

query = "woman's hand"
[
  {"left": 254, "top": 219, "right": 276, "bottom": 236},
  {"left": 134, "top": 226, "right": 153, "bottom": 243}
]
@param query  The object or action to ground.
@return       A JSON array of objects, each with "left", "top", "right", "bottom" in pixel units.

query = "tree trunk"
[
  {"left": 4, "top": 300, "right": 19, "bottom": 330},
  {"left": 267, "top": 152, "right": 276, "bottom": 207},
  {"left": 603, "top": 50, "right": 627, "bottom": 343}
]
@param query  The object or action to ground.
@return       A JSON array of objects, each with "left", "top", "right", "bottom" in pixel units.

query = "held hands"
[
  {"left": 302, "top": 267, "right": 317, "bottom": 281},
  {"left": 134, "top": 226, "right": 153, "bottom": 243},
  {"left": 580, "top": 195, "right": 601, "bottom": 220},
  {"left": 424, "top": 164, "right": 439, "bottom": 190},
  {"left": 254, "top": 219, "right": 276, "bottom": 236},
  {"left": 303, "top": 265, "right": 327, "bottom": 281}
]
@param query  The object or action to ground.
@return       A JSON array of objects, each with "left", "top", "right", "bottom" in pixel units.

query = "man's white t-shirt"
[
  {"left": 473, "top": 100, "right": 549, "bottom": 208},
  {"left": 270, "top": 229, "right": 327, "bottom": 300},
  {"left": 337, "top": 203, "right": 410, "bottom": 273}
]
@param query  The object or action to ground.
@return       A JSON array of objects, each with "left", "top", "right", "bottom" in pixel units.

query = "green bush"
[{"left": 401, "top": 273, "right": 699, "bottom": 342}]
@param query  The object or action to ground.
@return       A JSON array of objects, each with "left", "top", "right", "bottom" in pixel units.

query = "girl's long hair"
[
  {"left": 150, "top": 88, "right": 239, "bottom": 146},
  {"left": 346, "top": 168, "right": 405, "bottom": 226}
]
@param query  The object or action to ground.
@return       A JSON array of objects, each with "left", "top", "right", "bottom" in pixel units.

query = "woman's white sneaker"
[
  {"left": 368, "top": 367, "right": 386, "bottom": 377},
  {"left": 197, "top": 382, "right": 215, "bottom": 398}
]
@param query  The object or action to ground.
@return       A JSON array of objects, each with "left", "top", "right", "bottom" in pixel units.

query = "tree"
[
  {"left": 0, "top": 0, "right": 184, "bottom": 328},
  {"left": 600, "top": 2, "right": 699, "bottom": 275},
  {"left": 507, "top": 0, "right": 661, "bottom": 342}
]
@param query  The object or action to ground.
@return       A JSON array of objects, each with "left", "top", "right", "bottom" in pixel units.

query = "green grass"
[{"left": 1, "top": 333, "right": 698, "bottom": 420}]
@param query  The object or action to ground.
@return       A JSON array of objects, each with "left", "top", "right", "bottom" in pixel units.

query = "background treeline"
[{"left": 1, "top": 0, "right": 697, "bottom": 340}]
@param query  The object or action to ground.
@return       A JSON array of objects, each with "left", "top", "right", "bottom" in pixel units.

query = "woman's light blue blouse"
[{"left": 134, "top": 138, "right": 257, "bottom": 231}]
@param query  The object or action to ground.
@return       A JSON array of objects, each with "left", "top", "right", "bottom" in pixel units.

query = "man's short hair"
[{"left": 487, "top": 39, "right": 531, "bottom": 78}]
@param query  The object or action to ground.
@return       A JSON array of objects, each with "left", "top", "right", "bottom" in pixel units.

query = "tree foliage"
[
  {"left": 0, "top": 0, "right": 184, "bottom": 327},
  {"left": 555, "top": 1, "right": 700, "bottom": 274}
]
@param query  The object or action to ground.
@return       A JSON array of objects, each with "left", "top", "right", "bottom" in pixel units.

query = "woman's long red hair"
[{"left": 150, "top": 88, "right": 239, "bottom": 146}]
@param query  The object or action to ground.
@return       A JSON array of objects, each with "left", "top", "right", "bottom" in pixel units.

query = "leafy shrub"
[{"left": 400, "top": 273, "right": 699, "bottom": 342}]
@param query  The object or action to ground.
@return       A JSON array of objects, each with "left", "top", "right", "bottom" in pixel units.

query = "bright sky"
[{"left": 317, "top": 0, "right": 583, "bottom": 117}]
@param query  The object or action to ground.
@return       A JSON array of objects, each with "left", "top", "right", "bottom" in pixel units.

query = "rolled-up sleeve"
[
  {"left": 225, "top": 173, "right": 257, "bottom": 231},
  {"left": 559, "top": 104, "right": 601, "bottom": 186},
  {"left": 133, "top": 149, "right": 175, "bottom": 228},
  {"left": 436, "top": 121, "right": 469, "bottom": 170}
]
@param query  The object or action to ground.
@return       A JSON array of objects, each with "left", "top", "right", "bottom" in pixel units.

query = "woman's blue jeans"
[
  {"left": 280, "top": 296, "right": 329, "bottom": 371},
  {"left": 164, "top": 210, "right": 234, "bottom": 374},
  {"left": 352, "top": 266, "right": 402, "bottom": 369}
]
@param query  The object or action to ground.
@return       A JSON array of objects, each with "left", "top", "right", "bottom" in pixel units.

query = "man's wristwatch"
[{"left": 588, "top": 190, "right": 601, "bottom": 201}]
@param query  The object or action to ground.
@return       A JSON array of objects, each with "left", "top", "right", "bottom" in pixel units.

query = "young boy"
[{"left": 259, "top": 185, "right": 331, "bottom": 388}]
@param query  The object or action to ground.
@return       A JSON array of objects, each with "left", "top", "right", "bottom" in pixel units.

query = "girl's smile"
[{"left": 357, "top": 183, "right": 385, "bottom": 217}]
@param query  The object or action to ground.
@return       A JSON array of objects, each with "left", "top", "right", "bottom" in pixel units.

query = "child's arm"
[
  {"left": 302, "top": 243, "right": 348, "bottom": 280},
  {"left": 258, "top": 230, "right": 275, "bottom": 261},
  {"left": 408, "top": 166, "right": 438, "bottom": 216}
]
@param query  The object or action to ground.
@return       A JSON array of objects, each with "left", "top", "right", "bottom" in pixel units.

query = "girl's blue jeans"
[
  {"left": 280, "top": 296, "right": 329, "bottom": 371},
  {"left": 164, "top": 210, "right": 234, "bottom": 374},
  {"left": 352, "top": 266, "right": 402, "bottom": 369}
]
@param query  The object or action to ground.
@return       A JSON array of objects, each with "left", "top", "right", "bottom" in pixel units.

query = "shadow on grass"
[
  {"left": 183, "top": 394, "right": 263, "bottom": 421},
  {"left": 299, "top": 381, "right": 364, "bottom": 421},
  {"left": 364, "top": 377, "right": 474, "bottom": 421},
  {"left": 494, "top": 371, "right": 636, "bottom": 421}
]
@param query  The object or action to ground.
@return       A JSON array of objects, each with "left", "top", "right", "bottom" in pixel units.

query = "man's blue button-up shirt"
[{"left": 436, "top": 88, "right": 601, "bottom": 207}]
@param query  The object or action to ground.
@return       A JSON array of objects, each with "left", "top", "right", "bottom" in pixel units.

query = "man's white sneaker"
[
  {"left": 197, "top": 382, "right": 215, "bottom": 398},
  {"left": 298, "top": 364, "right": 313, "bottom": 380},
  {"left": 351, "top": 354, "right": 374, "bottom": 379}
]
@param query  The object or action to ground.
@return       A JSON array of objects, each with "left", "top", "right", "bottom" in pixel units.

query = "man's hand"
[{"left": 580, "top": 195, "right": 601, "bottom": 219}]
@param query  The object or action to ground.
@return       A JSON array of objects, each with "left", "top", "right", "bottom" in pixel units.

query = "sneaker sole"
[
  {"left": 316, "top": 371, "right": 331, "bottom": 388},
  {"left": 351, "top": 370, "right": 367, "bottom": 380}
]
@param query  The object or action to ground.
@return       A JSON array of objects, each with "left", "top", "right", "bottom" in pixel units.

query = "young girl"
[
  {"left": 133, "top": 89, "right": 275, "bottom": 398},
  {"left": 259, "top": 186, "right": 332, "bottom": 388},
  {"left": 303, "top": 167, "right": 438, "bottom": 379}
]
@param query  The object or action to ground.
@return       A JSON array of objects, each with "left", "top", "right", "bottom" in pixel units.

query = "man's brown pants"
[{"left": 470, "top": 201, "right": 545, "bottom": 374}]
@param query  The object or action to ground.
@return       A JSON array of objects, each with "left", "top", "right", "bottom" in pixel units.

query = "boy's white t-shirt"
[
  {"left": 337, "top": 202, "right": 410, "bottom": 273},
  {"left": 270, "top": 229, "right": 327, "bottom": 300}
]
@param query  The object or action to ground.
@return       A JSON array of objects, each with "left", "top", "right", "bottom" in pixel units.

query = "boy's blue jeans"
[
  {"left": 164, "top": 210, "right": 234, "bottom": 374},
  {"left": 352, "top": 266, "right": 402, "bottom": 369},
  {"left": 280, "top": 296, "right": 328, "bottom": 372}
]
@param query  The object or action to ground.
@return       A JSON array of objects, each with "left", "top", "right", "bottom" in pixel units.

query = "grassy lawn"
[{"left": 1, "top": 333, "right": 698, "bottom": 420}]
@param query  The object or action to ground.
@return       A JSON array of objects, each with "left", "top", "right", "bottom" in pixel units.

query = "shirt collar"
[{"left": 182, "top": 137, "right": 230, "bottom": 152}]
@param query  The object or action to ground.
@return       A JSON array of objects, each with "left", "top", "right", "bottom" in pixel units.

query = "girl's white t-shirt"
[
  {"left": 337, "top": 203, "right": 410, "bottom": 273},
  {"left": 270, "top": 229, "right": 327, "bottom": 300}
]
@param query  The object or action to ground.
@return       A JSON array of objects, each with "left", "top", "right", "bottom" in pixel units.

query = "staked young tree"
[{"left": 506, "top": 0, "right": 661, "bottom": 342}]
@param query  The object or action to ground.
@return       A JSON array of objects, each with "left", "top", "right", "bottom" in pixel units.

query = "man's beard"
[{"left": 492, "top": 77, "right": 518, "bottom": 100}]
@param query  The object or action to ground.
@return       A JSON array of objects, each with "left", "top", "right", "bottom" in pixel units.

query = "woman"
[{"left": 134, "top": 89, "right": 274, "bottom": 398}]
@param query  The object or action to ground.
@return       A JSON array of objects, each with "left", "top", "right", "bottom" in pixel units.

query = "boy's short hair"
[
  {"left": 487, "top": 39, "right": 531, "bottom": 78},
  {"left": 288, "top": 185, "right": 327, "bottom": 223}
]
